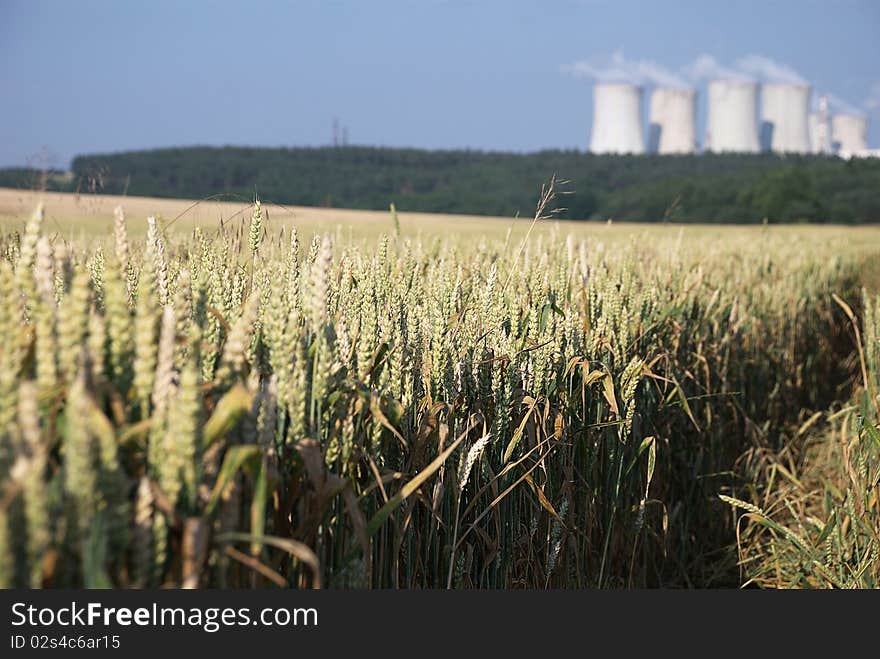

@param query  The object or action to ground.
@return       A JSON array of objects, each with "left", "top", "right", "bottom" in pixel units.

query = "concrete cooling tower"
[
  {"left": 649, "top": 87, "right": 697, "bottom": 154},
  {"left": 590, "top": 83, "right": 645, "bottom": 154},
  {"left": 705, "top": 80, "right": 760, "bottom": 153},
  {"left": 831, "top": 114, "right": 868, "bottom": 154},
  {"left": 761, "top": 83, "right": 811, "bottom": 154}
]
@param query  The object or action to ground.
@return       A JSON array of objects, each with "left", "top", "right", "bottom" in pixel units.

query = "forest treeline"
[{"left": 2, "top": 146, "right": 880, "bottom": 222}]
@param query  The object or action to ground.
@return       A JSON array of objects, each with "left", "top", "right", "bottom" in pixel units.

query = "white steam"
[
  {"left": 734, "top": 55, "right": 807, "bottom": 85},
  {"left": 563, "top": 51, "right": 691, "bottom": 89},
  {"left": 685, "top": 54, "right": 807, "bottom": 84},
  {"left": 825, "top": 92, "right": 864, "bottom": 117},
  {"left": 565, "top": 52, "right": 874, "bottom": 118},
  {"left": 864, "top": 82, "right": 880, "bottom": 114},
  {"left": 685, "top": 54, "right": 752, "bottom": 82}
]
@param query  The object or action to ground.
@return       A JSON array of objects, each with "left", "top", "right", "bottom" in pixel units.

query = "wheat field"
[{"left": 0, "top": 188, "right": 878, "bottom": 588}]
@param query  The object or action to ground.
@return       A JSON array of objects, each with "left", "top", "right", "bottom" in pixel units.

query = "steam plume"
[{"left": 564, "top": 50, "right": 691, "bottom": 89}]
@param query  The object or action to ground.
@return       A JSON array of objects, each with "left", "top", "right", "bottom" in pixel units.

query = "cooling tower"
[
  {"left": 760, "top": 83, "right": 811, "bottom": 154},
  {"left": 590, "top": 83, "right": 645, "bottom": 154},
  {"left": 705, "top": 80, "right": 760, "bottom": 153},
  {"left": 649, "top": 87, "right": 697, "bottom": 154},
  {"left": 831, "top": 114, "right": 868, "bottom": 154}
]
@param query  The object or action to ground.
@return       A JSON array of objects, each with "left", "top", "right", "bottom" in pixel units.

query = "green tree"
[{"left": 739, "top": 166, "right": 827, "bottom": 222}]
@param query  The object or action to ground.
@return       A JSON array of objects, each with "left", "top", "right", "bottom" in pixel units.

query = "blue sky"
[{"left": 1, "top": 0, "right": 878, "bottom": 167}]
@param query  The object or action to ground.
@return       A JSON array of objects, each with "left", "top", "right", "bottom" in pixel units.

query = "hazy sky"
[{"left": 1, "top": 0, "right": 878, "bottom": 167}]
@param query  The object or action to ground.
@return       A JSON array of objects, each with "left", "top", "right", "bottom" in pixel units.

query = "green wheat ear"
[{"left": 249, "top": 198, "right": 263, "bottom": 254}]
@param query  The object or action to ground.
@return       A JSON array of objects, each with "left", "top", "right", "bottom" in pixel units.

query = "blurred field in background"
[
  {"left": 2, "top": 187, "right": 878, "bottom": 248},
  {"left": 0, "top": 188, "right": 539, "bottom": 241}
]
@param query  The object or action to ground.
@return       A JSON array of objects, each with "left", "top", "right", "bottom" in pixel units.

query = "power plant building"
[
  {"left": 589, "top": 83, "right": 645, "bottom": 154},
  {"left": 808, "top": 96, "right": 831, "bottom": 154}
]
